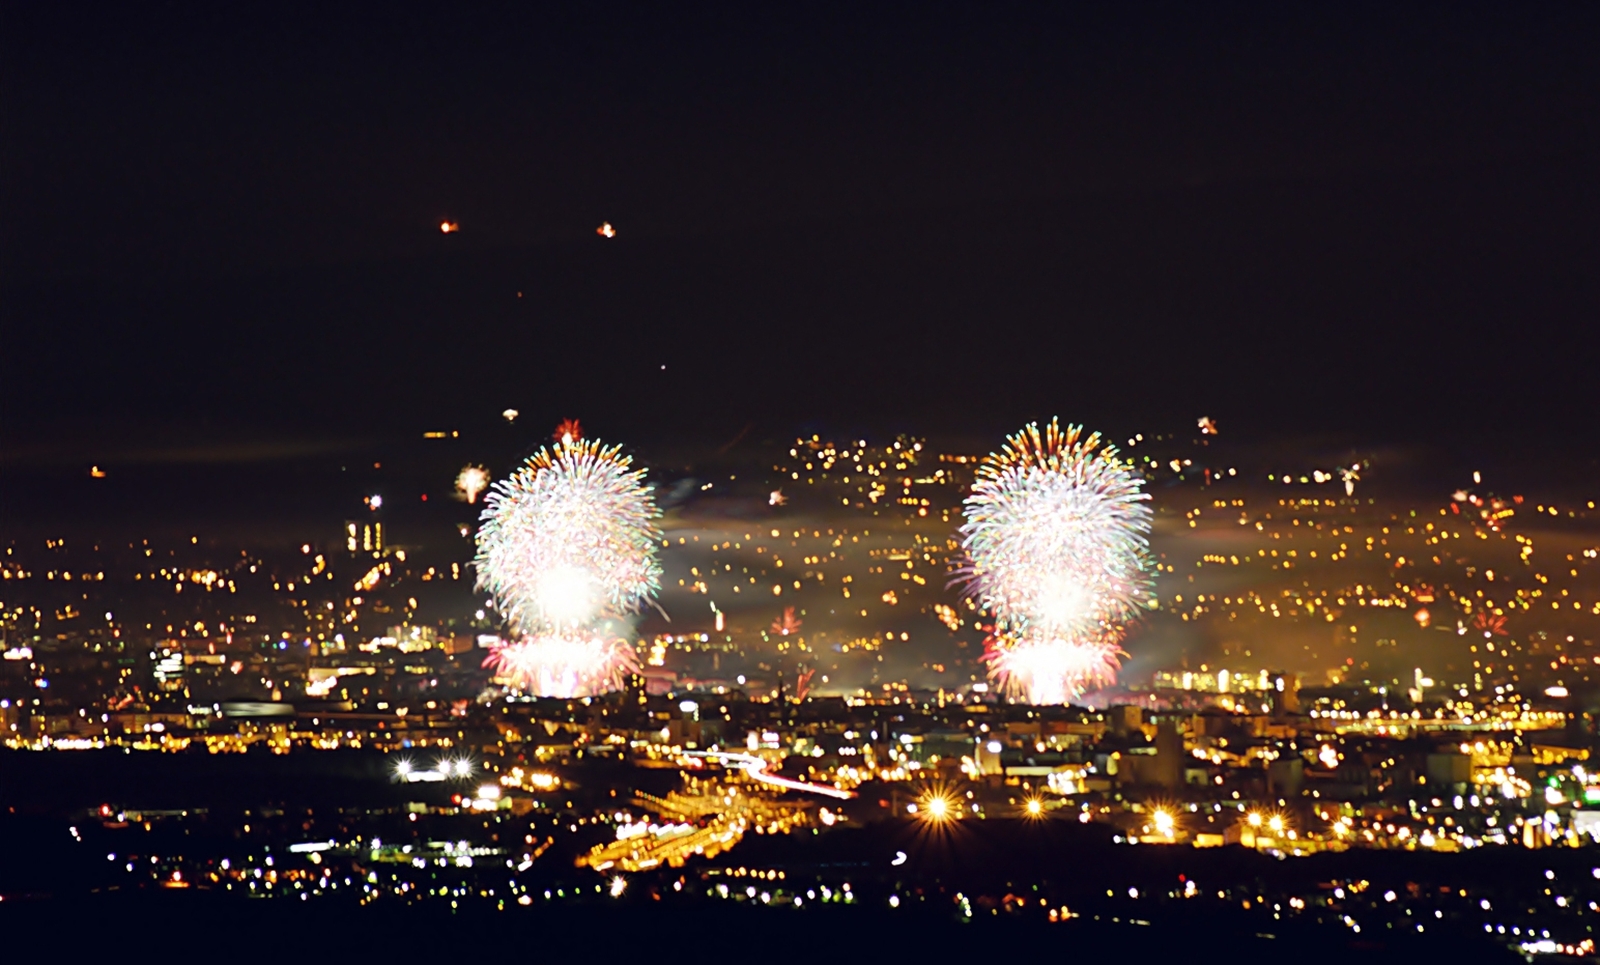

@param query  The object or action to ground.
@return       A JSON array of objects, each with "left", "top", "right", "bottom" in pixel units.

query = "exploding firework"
[
  {"left": 554, "top": 418, "right": 583, "bottom": 446},
  {"left": 958, "top": 419, "right": 1152, "bottom": 703},
  {"left": 983, "top": 631, "right": 1124, "bottom": 705},
  {"left": 771, "top": 606, "right": 803, "bottom": 636},
  {"left": 1473, "top": 611, "right": 1508, "bottom": 638},
  {"left": 483, "top": 631, "right": 638, "bottom": 698},
  {"left": 456, "top": 465, "right": 491, "bottom": 504},
  {"left": 476, "top": 438, "right": 661, "bottom": 631},
  {"left": 474, "top": 437, "right": 661, "bottom": 696}
]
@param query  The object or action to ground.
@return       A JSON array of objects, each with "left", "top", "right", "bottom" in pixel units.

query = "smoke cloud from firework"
[
  {"left": 958, "top": 419, "right": 1152, "bottom": 703},
  {"left": 473, "top": 437, "right": 661, "bottom": 696}
]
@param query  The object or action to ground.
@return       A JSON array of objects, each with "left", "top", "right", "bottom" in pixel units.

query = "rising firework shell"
[
  {"left": 474, "top": 438, "right": 662, "bottom": 637},
  {"left": 958, "top": 419, "right": 1152, "bottom": 703}
]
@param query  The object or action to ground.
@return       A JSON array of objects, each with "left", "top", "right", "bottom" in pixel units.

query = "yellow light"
[
  {"left": 916, "top": 787, "right": 959, "bottom": 825},
  {"left": 1153, "top": 808, "right": 1175, "bottom": 835},
  {"left": 1025, "top": 798, "right": 1043, "bottom": 817},
  {"left": 1247, "top": 812, "right": 1263, "bottom": 827}
]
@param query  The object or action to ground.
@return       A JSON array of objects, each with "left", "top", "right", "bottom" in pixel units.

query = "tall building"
[
  {"left": 345, "top": 520, "right": 384, "bottom": 556},
  {"left": 1269, "top": 671, "right": 1300, "bottom": 716}
]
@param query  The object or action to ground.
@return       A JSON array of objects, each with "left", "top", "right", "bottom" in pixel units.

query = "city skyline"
[{"left": 4, "top": 5, "right": 1600, "bottom": 959}]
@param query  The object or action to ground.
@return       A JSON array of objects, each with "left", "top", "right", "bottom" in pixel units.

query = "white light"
[{"left": 532, "top": 565, "right": 601, "bottom": 627}]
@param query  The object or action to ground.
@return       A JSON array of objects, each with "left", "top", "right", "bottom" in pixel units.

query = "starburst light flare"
[{"left": 958, "top": 419, "right": 1152, "bottom": 704}]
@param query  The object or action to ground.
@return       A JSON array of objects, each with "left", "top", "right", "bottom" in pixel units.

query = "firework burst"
[
  {"left": 456, "top": 464, "right": 491, "bottom": 504},
  {"left": 958, "top": 419, "right": 1151, "bottom": 703},
  {"left": 483, "top": 631, "right": 639, "bottom": 698},
  {"left": 982, "top": 631, "right": 1124, "bottom": 705},
  {"left": 474, "top": 437, "right": 661, "bottom": 695},
  {"left": 554, "top": 418, "right": 583, "bottom": 446}
]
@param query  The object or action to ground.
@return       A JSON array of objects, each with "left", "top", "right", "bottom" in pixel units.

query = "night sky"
[{"left": 4, "top": 4, "right": 1599, "bottom": 531}]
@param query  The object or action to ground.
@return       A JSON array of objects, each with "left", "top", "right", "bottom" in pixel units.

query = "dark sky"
[{"left": 4, "top": 3, "right": 1599, "bottom": 478}]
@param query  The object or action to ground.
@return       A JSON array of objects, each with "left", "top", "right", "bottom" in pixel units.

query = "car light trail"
[{"left": 690, "top": 750, "right": 856, "bottom": 800}]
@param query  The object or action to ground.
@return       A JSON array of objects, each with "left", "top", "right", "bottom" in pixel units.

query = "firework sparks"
[
  {"left": 554, "top": 418, "right": 583, "bottom": 446},
  {"left": 1339, "top": 463, "right": 1360, "bottom": 496},
  {"left": 456, "top": 465, "right": 491, "bottom": 504},
  {"left": 1473, "top": 611, "right": 1508, "bottom": 638},
  {"left": 483, "top": 631, "right": 638, "bottom": 698},
  {"left": 771, "top": 606, "right": 802, "bottom": 636},
  {"left": 983, "top": 631, "right": 1124, "bottom": 705},
  {"left": 474, "top": 437, "right": 661, "bottom": 696},
  {"left": 958, "top": 419, "right": 1152, "bottom": 704},
  {"left": 477, "top": 438, "right": 661, "bottom": 631}
]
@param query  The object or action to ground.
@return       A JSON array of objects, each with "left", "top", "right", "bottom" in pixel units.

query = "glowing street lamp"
[
  {"left": 917, "top": 788, "right": 958, "bottom": 824},
  {"left": 1152, "top": 808, "right": 1175, "bottom": 837}
]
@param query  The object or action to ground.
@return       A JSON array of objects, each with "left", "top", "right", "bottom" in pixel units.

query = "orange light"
[
  {"left": 916, "top": 786, "right": 960, "bottom": 824},
  {"left": 440, "top": 221, "right": 459, "bottom": 233}
]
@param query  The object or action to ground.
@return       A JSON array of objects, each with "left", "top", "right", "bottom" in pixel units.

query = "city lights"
[
  {"left": 12, "top": 13, "right": 1597, "bottom": 957},
  {"left": 5, "top": 420, "right": 1600, "bottom": 955}
]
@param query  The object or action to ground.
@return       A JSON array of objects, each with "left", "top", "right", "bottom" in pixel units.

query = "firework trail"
[
  {"left": 456, "top": 465, "right": 491, "bottom": 504},
  {"left": 958, "top": 419, "right": 1151, "bottom": 703},
  {"left": 475, "top": 437, "right": 661, "bottom": 696}
]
